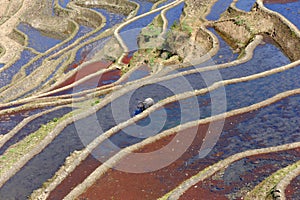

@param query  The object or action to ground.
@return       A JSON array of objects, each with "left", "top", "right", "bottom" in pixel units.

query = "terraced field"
[{"left": 0, "top": 0, "right": 299, "bottom": 199}]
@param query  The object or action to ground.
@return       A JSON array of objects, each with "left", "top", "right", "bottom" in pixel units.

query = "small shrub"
[
  {"left": 235, "top": 19, "right": 246, "bottom": 26},
  {"left": 91, "top": 99, "right": 100, "bottom": 106}
]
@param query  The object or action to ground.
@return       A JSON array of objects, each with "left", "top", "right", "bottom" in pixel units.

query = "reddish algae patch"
[
  {"left": 77, "top": 114, "right": 252, "bottom": 200},
  {"left": 48, "top": 155, "right": 101, "bottom": 200},
  {"left": 53, "top": 60, "right": 113, "bottom": 90}
]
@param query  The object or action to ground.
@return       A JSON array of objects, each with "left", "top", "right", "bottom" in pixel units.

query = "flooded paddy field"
[
  {"left": 265, "top": 0, "right": 300, "bottom": 29},
  {"left": 206, "top": 0, "right": 233, "bottom": 21},
  {"left": 235, "top": 0, "right": 257, "bottom": 11},
  {"left": 17, "top": 23, "right": 62, "bottom": 53},
  {"left": 0, "top": 0, "right": 299, "bottom": 199},
  {"left": 182, "top": 148, "right": 300, "bottom": 199},
  {"left": 0, "top": 50, "right": 37, "bottom": 89},
  {"left": 76, "top": 93, "right": 299, "bottom": 199}
]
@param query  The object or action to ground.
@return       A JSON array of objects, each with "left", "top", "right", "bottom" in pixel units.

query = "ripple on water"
[
  {"left": 218, "top": 39, "right": 290, "bottom": 80},
  {"left": 4, "top": 66, "right": 298, "bottom": 199},
  {"left": 94, "top": 66, "right": 299, "bottom": 153},
  {"left": 224, "top": 65, "right": 300, "bottom": 111},
  {"left": 75, "top": 94, "right": 300, "bottom": 199},
  {"left": 114, "top": 63, "right": 300, "bottom": 151},
  {"left": 264, "top": 0, "right": 300, "bottom": 29},
  {"left": 205, "top": 95, "right": 300, "bottom": 163},
  {"left": 90, "top": 58, "right": 297, "bottom": 151}
]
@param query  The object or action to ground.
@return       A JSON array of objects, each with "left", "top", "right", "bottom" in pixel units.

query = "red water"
[
  {"left": 121, "top": 53, "right": 133, "bottom": 65},
  {"left": 54, "top": 60, "right": 113, "bottom": 89},
  {"left": 76, "top": 114, "right": 253, "bottom": 200},
  {"left": 47, "top": 155, "right": 101, "bottom": 200}
]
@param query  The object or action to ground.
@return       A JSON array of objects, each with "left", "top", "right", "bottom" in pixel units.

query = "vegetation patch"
[
  {"left": 0, "top": 109, "right": 76, "bottom": 176},
  {"left": 0, "top": 45, "right": 5, "bottom": 58}
]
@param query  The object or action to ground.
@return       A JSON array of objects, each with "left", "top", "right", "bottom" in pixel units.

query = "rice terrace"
[{"left": 0, "top": 0, "right": 299, "bottom": 199}]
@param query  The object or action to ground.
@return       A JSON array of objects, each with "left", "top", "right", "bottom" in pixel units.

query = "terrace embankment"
[
  {"left": 66, "top": 2, "right": 105, "bottom": 28},
  {"left": 176, "top": 0, "right": 217, "bottom": 56},
  {"left": 77, "top": 98, "right": 292, "bottom": 199},
  {"left": 7, "top": 29, "right": 27, "bottom": 47},
  {"left": 2, "top": 0, "right": 300, "bottom": 199},
  {"left": 64, "top": 90, "right": 299, "bottom": 200},
  {"left": 23, "top": 0, "right": 101, "bottom": 38},
  {"left": 77, "top": 119, "right": 228, "bottom": 200},
  {"left": 130, "top": 0, "right": 216, "bottom": 71},
  {"left": 212, "top": 2, "right": 300, "bottom": 61},
  {"left": 73, "top": 0, "right": 137, "bottom": 16},
  {"left": 0, "top": 0, "right": 37, "bottom": 64},
  {"left": 22, "top": 0, "right": 76, "bottom": 40},
  {"left": 181, "top": 148, "right": 300, "bottom": 199},
  {"left": 0, "top": 0, "right": 115, "bottom": 102}
]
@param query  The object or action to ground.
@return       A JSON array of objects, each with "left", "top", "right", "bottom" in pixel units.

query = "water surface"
[
  {"left": 17, "top": 23, "right": 62, "bottom": 53},
  {"left": 130, "top": 0, "right": 153, "bottom": 15},
  {"left": 265, "top": 0, "right": 300, "bottom": 29},
  {"left": 0, "top": 107, "right": 72, "bottom": 155},
  {"left": 206, "top": 0, "right": 233, "bottom": 21},
  {"left": 0, "top": 50, "right": 36, "bottom": 89},
  {"left": 235, "top": 0, "right": 256, "bottom": 12},
  {"left": 58, "top": 0, "right": 69, "bottom": 8},
  {"left": 165, "top": 2, "right": 184, "bottom": 29}
]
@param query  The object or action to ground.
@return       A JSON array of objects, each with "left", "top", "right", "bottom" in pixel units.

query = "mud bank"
[
  {"left": 213, "top": 2, "right": 300, "bottom": 61},
  {"left": 73, "top": 0, "right": 137, "bottom": 16}
]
